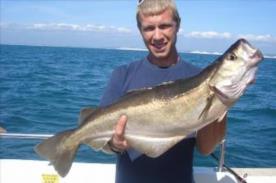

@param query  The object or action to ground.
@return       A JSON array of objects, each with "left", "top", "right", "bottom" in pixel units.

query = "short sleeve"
[{"left": 99, "top": 66, "right": 127, "bottom": 107}]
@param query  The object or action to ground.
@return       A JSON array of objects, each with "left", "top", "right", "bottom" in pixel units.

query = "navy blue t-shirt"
[{"left": 100, "top": 58, "right": 201, "bottom": 183}]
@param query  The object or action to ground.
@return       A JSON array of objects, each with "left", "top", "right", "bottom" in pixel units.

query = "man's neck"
[{"left": 147, "top": 49, "right": 179, "bottom": 68}]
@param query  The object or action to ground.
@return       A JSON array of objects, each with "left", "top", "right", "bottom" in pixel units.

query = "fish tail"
[{"left": 34, "top": 129, "right": 79, "bottom": 177}]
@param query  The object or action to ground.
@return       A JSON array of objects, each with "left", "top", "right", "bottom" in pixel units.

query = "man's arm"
[{"left": 196, "top": 115, "right": 227, "bottom": 155}]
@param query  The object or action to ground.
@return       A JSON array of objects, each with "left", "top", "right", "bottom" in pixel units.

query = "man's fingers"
[
  {"left": 109, "top": 115, "right": 129, "bottom": 152},
  {"left": 115, "top": 115, "right": 127, "bottom": 139}
]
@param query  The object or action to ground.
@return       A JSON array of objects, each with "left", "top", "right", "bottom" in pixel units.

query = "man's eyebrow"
[
  {"left": 141, "top": 21, "right": 175, "bottom": 27},
  {"left": 161, "top": 21, "right": 177, "bottom": 25},
  {"left": 159, "top": 22, "right": 174, "bottom": 26}
]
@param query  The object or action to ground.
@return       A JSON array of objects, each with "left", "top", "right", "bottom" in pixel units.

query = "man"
[{"left": 100, "top": 0, "right": 226, "bottom": 182}]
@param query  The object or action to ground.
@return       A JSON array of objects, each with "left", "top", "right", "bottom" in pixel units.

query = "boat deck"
[{"left": 0, "top": 159, "right": 275, "bottom": 183}]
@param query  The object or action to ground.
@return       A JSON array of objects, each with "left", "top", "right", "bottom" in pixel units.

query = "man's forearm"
[{"left": 196, "top": 115, "right": 227, "bottom": 155}]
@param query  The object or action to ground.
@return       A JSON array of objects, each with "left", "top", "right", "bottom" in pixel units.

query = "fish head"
[{"left": 210, "top": 38, "right": 263, "bottom": 106}]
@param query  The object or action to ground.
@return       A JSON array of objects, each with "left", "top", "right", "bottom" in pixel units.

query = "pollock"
[{"left": 35, "top": 39, "right": 263, "bottom": 177}]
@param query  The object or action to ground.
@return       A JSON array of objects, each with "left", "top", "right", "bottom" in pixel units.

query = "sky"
[{"left": 1, "top": 0, "right": 276, "bottom": 55}]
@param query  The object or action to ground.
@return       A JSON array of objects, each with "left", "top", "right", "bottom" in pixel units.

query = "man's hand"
[{"left": 109, "top": 115, "right": 129, "bottom": 153}]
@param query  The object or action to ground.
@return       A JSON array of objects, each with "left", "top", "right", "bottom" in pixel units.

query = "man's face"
[{"left": 139, "top": 8, "right": 178, "bottom": 60}]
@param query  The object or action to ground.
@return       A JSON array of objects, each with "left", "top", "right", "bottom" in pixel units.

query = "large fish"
[{"left": 35, "top": 39, "right": 263, "bottom": 177}]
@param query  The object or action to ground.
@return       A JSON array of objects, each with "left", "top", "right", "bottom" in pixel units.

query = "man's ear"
[{"left": 177, "top": 18, "right": 181, "bottom": 32}]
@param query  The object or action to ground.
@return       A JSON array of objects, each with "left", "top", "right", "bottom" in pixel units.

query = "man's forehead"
[{"left": 139, "top": 8, "right": 175, "bottom": 25}]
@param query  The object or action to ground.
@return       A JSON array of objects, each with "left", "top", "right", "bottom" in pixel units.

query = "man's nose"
[{"left": 153, "top": 28, "right": 163, "bottom": 41}]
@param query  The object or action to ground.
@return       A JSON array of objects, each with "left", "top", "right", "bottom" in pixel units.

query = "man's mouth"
[{"left": 152, "top": 43, "right": 167, "bottom": 52}]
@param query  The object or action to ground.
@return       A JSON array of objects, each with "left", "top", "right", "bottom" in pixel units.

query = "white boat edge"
[{"left": 0, "top": 159, "right": 275, "bottom": 183}]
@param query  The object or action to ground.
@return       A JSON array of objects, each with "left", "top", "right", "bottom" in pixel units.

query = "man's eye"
[
  {"left": 143, "top": 26, "right": 154, "bottom": 32},
  {"left": 159, "top": 24, "right": 172, "bottom": 29},
  {"left": 228, "top": 53, "right": 237, "bottom": 61}
]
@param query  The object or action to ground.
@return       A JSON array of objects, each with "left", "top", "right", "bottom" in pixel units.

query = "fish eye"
[{"left": 228, "top": 53, "right": 237, "bottom": 61}]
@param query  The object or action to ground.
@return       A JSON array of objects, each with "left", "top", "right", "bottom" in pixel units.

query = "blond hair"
[{"left": 136, "top": 0, "right": 181, "bottom": 29}]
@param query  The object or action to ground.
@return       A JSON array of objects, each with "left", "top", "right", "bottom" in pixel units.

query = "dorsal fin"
[
  {"left": 78, "top": 107, "right": 97, "bottom": 125},
  {"left": 126, "top": 87, "right": 153, "bottom": 95},
  {"left": 123, "top": 80, "right": 176, "bottom": 99},
  {"left": 127, "top": 81, "right": 175, "bottom": 93}
]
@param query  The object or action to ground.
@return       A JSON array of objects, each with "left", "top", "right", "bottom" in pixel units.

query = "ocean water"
[{"left": 0, "top": 44, "right": 275, "bottom": 168}]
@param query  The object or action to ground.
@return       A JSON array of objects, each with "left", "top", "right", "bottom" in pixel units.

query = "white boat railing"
[
  {"left": 0, "top": 132, "right": 52, "bottom": 139},
  {"left": 218, "top": 139, "right": 226, "bottom": 172}
]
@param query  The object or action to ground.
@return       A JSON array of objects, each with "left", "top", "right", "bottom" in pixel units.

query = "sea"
[{"left": 0, "top": 44, "right": 275, "bottom": 168}]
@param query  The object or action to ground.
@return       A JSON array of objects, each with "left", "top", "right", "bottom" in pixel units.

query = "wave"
[
  {"left": 240, "top": 107, "right": 276, "bottom": 116},
  {"left": 189, "top": 50, "right": 222, "bottom": 55},
  {"left": 264, "top": 55, "right": 276, "bottom": 59}
]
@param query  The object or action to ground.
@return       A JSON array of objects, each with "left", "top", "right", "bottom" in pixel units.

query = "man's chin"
[{"left": 150, "top": 51, "right": 169, "bottom": 59}]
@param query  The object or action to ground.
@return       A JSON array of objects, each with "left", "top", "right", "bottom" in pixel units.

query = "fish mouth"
[
  {"left": 237, "top": 38, "right": 263, "bottom": 66},
  {"left": 212, "top": 39, "right": 263, "bottom": 106},
  {"left": 248, "top": 49, "right": 263, "bottom": 67},
  {"left": 250, "top": 49, "right": 263, "bottom": 60},
  {"left": 245, "top": 49, "right": 263, "bottom": 85}
]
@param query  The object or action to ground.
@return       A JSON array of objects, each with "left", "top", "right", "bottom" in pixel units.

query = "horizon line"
[{"left": 1, "top": 43, "right": 275, "bottom": 59}]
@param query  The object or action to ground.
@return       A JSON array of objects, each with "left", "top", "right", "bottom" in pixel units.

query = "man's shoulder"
[
  {"left": 180, "top": 60, "right": 201, "bottom": 71},
  {"left": 179, "top": 59, "right": 202, "bottom": 76},
  {"left": 114, "top": 59, "right": 144, "bottom": 73}
]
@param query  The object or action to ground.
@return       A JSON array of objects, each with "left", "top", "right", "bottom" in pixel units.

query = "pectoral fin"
[{"left": 198, "top": 92, "right": 215, "bottom": 120}]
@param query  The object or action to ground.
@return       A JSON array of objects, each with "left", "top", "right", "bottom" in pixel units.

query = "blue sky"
[{"left": 1, "top": 0, "right": 276, "bottom": 55}]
